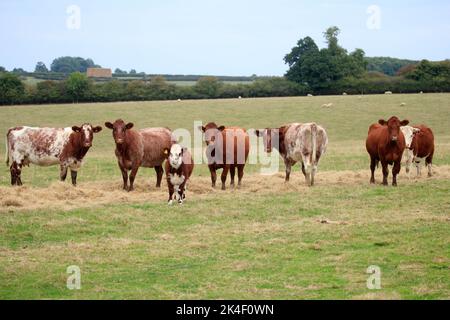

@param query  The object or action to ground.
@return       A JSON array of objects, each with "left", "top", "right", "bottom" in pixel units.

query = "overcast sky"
[{"left": 1, "top": 0, "right": 449, "bottom": 76}]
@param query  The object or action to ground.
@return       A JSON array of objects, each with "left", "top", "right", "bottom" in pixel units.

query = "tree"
[
  {"left": 34, "top": 62, "right": 49, "bottom": 73},
  {"left": 51, "top": 57, "right": 99, "bottom": 73},
  {"left": 129, "top": 69, "right": 137, "bottom": 74},
  {"left": 12, "top": 68, "right": 26, "bottom": 74},
  {"left": 65, "top": 72, "right": 91, "bottom": 102},
  {"left": 0, "top": 66, "right": 6, "bottom": 73},
  {"left": 114, "top": 68, "right": 127, "bottom": 75},
  {"left": 284, "top": 27, "right": 367, "bottom": 90},
  {"left": 0, "top": 72, "right": 25, "bottom": 105},
  {"left": 194, "top": 77, "right": 222, "bottom": 98}
]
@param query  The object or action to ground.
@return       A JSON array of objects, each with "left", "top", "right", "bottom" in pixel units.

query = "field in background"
[{"left": 0, "top": 94, "right": 449, "bottom": 299}]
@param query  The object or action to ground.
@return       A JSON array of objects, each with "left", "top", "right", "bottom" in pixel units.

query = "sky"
[{"left": 1, "top": 0, "right": 450, "bottom": 76}]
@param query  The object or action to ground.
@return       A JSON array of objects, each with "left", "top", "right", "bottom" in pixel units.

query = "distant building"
[{"left": 86, "top": 68, "right": 112, "bottom": 78}]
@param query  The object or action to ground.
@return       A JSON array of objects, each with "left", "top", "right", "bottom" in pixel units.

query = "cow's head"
[
  {"left": 379, "top": 117, "right": 409, "bottom": 143},
  {"left": 198, "top": 122, "right": 225, "bottom": 146},
  {"left": 72, "top": 124, "right": 102, "bottom": 148},
  {"left": 164, "top": 144, "right": 185, "bottom": 169},
  {"left": 255, "top": 128, "right": 274, "bottom": 153},
  {"left": 400, "top": 125, "right": 421, "bottom": 149},
  {"left": 105, "top": 119, "right": 134, "bottom": 145}
]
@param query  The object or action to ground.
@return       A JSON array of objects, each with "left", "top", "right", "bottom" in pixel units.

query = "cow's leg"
[
  {"left": 405, "top": 150, "right": 412, "bottom": 178},
  {"left": 426, "top": 153, "right": 434, "bottom": 177},
  {"left": 178, "top": 181, "right": 187, "bottom": 204},
  {"left": 209, "top": 165, "right": 217, "bottom": 188},
  {"left": 60, "top": 165, "right": 68, "bottom": 182},
  {"left": 381, "top": 161, "right": 389, "bottom": 186},
  {"left": 392, "top": 161, "right": 401, "bottom": 186},
  {"left": 284, "top": 158, "right": 293, "bottom": 182},
  {"left": 370, "top": 157, "right": 377, "bottom": 184},
  {"left": 120, "top": 166, "right": 128, "bottom": 190},
  {"left": 221, "top": 165, "right": 230, "bottom": 190},
  {"left": 237, "top": 165, "right": 245, "bottom": 188},
  {"left": 10, "top": 162, "right": 22, "bottom": 186},
  {"left": 230, "top": 165, "right": 236, "bottom": 188},
  {"left": 155, "top": 165, "right": 164, "bottom": 188},
  {"left": 302, "top": 157, "right": 312, "bottom": 187},
  {"left": 70, "top": 169, "right": 78, "bottom": 186},
  {"left": 167, "top": 180, "right": 175, "bottom": 205},
  {"left": 415, "top": 158, "right": 422, "bottom": 177},
  {"left": 128, "top": 164, "right": 140, "bottom": 192}
]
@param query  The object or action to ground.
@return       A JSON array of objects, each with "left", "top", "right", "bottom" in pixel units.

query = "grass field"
[{"left": 0, "top": 94, "right": 449, "bottom": 299}]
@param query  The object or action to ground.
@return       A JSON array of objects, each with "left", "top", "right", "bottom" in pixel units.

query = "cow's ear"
[
  {"left": 105, "top": 122, "right": 114, "bottom": 130},
  {"left": 378, "top": 119, "right": 387, "bottom": 126},
  {"left": 72, "top": 126, "right": 81, "bottom": 132},
  {"left": 218, "top": 126, "right": 225, "bottom": 131},
  {"left": 126, "top": 123, "right": 134, "bottom": 130},
  {"left": 198, "top": 125, "right": 206, "bottom": 132},
  {"left": 163, "top": 148, "right": 170, "bottom": 158},
  {"left": 93, "top": 126, "right": 102, "bottom": 133},
  {"left": 400, "top": 120, "right": 410, "bottom": 126}
]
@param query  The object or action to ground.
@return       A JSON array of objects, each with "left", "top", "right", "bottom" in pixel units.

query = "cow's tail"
[
  {"left": 310, "top": 123, "right": 317, "bottom": 165},
  {"left": 5, "top": 131, "right": 10, "bottom": 167}
]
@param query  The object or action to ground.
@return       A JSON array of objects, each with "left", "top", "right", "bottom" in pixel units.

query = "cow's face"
[
  {"left": 400, "top": 126, "right": 420, "bottom": 149},
  {"left": 379, "top": 117, "right": 409, "bottom": 143},
  {"left": 199, "top": 122, "right": 225, "bottom": 146},
  {"left": 165, "top": 144, "right": 184, "bottom": 169},
  {"left": 105, "top": 119, "right": 134, "bottom": 145},
  {"left": 255, "top": 129, "right": 273, "bottom": 153},
  {"left": 72, "top": 124, "right": 102, "bottom": 148}
]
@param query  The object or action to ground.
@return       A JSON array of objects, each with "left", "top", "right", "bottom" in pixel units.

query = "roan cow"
[
  {"left": 5, "top": 124, "right": 102, "bottom": 186},
  {"left": 256, "top": 123, "right": 328, "bottom": 186}
]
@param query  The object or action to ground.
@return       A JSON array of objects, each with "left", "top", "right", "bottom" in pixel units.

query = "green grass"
[{"left": 0, "top": 94, "right": 449, "bottom": 299}]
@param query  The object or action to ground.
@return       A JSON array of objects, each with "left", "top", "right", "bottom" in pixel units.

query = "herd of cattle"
[{"left": 4, "top": 116, "right": 435, "bottom": 204}]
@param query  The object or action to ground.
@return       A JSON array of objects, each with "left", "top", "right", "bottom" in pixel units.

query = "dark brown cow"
[
  {"left": 164, "top": 144, "right": 194, "bottom": 205},
  {"left": 105, "top": 119, "right": 173, "bottom": 191},
  {"left": 366, "top": 116, "right": 409, "bottom": 186},
  {"left": 410, "top": 125, "right": 435, "bottom": 177},
  {"left": 199, "top": 122, "right": 250, "bottom": 190},
  {"left": 6, "top": 124, "right": 102, "bottom": 186}
]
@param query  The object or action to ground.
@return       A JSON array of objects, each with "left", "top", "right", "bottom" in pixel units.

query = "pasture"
[{"left": 0, "top": 94, "right": 449, "bottom": 299}]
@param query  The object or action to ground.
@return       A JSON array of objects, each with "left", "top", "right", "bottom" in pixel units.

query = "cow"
[
  {"left": 401, "top": 125, "right": 435, "bottom": 177},
  {"left": 400, "top": 125, "right": 421, "bottom": 176},
  {"left": 256, "top": 123, "right": 328, "bottom": 186},
  {"left": 366, "top": 116, "right": 409, "bottom": 186},
  {"left": 164, "top": 144, "right": 194, "bottom": 205},
  {"left": 105, "top": 119, "right": 173, "bottom": 191},
  {"left": 199, "top": 122, "right": 250, "bottom": 190},
  {"left": 5, "top": 124, "right": 102, "bottom": 186}
]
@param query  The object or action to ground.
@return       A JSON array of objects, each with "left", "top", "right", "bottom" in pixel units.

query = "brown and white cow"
[
  {"left": 5, "top": 124, "right": 102, "bottom": 186},
  {"left": 164, "top": 144, "right": 194, "bottom": 205},
  {"left": 256, "top": 123, "right": 328, "bottom": 186},
  {"left": 105, "top": 119, "right": 173, "bottom": 191},
  {"left": 199, "top": 122, "right": 250, "bottom": 190},
  {"left": 366, "top": 116, "right": 409, "bottom": 186},
  {"left": 401, "top": 125, "right": 435, "bottom": 177}
]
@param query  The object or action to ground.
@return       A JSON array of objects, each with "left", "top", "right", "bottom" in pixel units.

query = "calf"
[
  {"left": 256, "top": 123, "right": 328, "bottom": 186},
  {"left": 401, "top": 125, "right": 435, "bottom": 177},
  {"left": 366, "top": 116, "right": 409, "bottom": 186},
  {"left": 164, "top": 144, "right": 194, "bottom": 205},
  {"left": 199, "top": 122, "right": 250, "bottom": 190},
  {"left": 105, "top": 119, "right": 173, "bottom": 191},
  {"left": 5, "top": 124, "right": 102, "bottom": 186}
]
